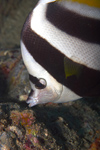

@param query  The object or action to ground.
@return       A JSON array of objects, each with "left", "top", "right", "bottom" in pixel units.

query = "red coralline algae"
[
  {"left": 0, "top": 64, "right": 10, "bottom": 77},
  {"left": 24, "top": 138, "right": 35, "bottom": 150},
  {"left": 20, "top": 112, "right": 35, "bottom": 127},
  {"left": 10, "top": 110, "right": 35, "bottom": 127},
  {"left": 89, "top": 136, "right": 100, "bottom": 150}
]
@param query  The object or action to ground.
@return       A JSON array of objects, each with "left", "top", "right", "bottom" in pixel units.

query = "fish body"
[{"left": 21, "top": 0, "right": 100, "bottom": 107}]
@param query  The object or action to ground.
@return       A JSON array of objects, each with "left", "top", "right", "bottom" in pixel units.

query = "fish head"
[
  {"left": 21, "top": 41, "right": 63, "bottom": 107},
  {"left": 27, "top": 73, "right": 63, "bottom": 107}
]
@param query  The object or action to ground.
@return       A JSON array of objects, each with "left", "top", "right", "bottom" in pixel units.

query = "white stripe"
[
  {"left": 56, "top": 85, "right": 81, "bottom": 103},
  {"left": 31, "top": 2, "right": 100, "bottom": 71},
  {"left": 21, "top": 41, "right": 46, "bottom": 78},
  {"left": 39, "top": 0, "right": 55, "bottom": 4}
]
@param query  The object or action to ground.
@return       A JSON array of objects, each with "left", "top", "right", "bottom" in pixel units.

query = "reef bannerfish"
[{"left": 21, "top": 0, "right": 100, "bottom": 107}]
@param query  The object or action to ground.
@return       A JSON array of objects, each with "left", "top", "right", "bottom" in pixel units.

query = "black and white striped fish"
[{"left": 21, "top": 0, "right": 100, "bottom": 107}]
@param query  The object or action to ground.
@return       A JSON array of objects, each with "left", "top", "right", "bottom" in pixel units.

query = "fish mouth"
[
  {"left": 26, "top": 90, "right": 39, "bottom": 107},
  {"left": 26, "top": 88, "right": 48, "bottom": 107},
  {"left": 26, "top": 96, "right": 39, "bottom": 107},
  {"left": 26, "top": 84, "right": 63, "bottom": 107}
]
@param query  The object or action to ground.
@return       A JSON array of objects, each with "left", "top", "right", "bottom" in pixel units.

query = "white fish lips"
[{"left": 26, "top": 96, "right": 39, "bottom": 107}]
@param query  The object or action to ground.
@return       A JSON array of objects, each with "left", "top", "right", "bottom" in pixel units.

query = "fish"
[{"left": 20, "top": 0, "right": 100, "bottom": 107}]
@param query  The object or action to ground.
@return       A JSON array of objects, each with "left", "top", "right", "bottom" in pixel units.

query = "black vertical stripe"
[
  {"left": 46, "top": 2, "right": 100, "bottom": 44},
  {"left": 29, "top": 74, "right": 38, "bottom": 84}
]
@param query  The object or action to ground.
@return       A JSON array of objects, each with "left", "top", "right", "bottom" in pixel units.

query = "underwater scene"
[{"left": 0, "top": 0, "right": 100, "bottom": 149}]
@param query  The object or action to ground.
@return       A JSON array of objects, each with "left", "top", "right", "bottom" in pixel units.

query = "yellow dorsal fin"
[
  {"left": 56, "top": 0, "right": 100, "bottom": 8},
  {"left": 64, "top": 57, "right": 83, "bottom": 79}
]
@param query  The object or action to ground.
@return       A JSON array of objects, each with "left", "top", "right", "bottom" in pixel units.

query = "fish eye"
[{"left": 35, "top": 78, "right": 47, "bottom": 89}]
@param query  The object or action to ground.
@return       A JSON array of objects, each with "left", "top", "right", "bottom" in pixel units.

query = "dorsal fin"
[{"left": 56, "top": 0, "right": 100, "bottom": 8}]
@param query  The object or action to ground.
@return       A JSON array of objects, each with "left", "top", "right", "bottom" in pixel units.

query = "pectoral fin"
[{"left": 64, "top": 57, "right": 83, "bottom": 79}]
